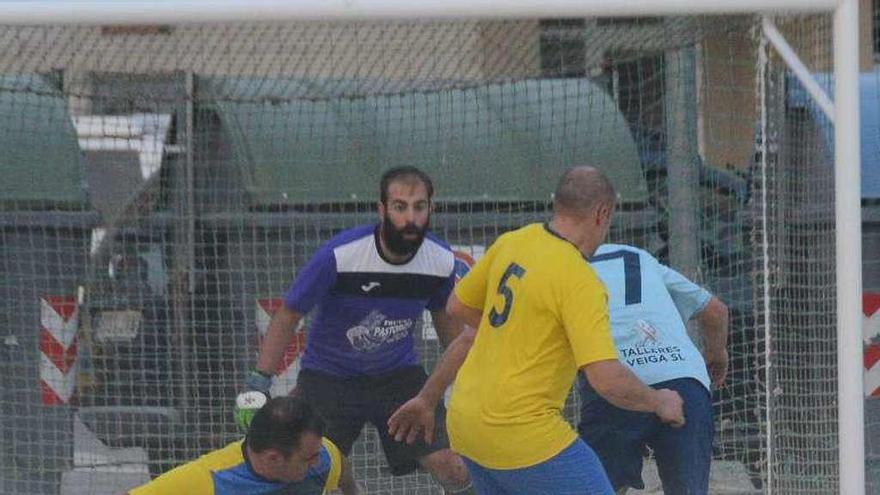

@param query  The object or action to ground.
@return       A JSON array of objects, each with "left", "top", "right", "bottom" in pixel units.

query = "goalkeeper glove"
[{"left": 234, "top": 369, "right": 272, "bottom": 432}]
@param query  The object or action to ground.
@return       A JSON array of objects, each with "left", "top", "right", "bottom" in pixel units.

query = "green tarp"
[
  {"left": 200, "top": 78, "right": 648, "bottom": 206},
  {"left": 0, "top": 75, "right": 88, "bottom": 208}
]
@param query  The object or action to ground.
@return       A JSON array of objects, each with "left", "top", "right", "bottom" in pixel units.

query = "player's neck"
[{"left": 549, "top": 217, "right": 600, "bottom": 257}]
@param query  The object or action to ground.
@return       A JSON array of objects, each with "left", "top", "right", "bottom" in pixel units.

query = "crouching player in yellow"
[{"left": 126, "top": 396, "right": 360, "bottom": 495}]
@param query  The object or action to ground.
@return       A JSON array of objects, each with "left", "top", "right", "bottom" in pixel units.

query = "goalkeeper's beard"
[{"left": 381, "top": 213, "right": 429, "bottom": 258}]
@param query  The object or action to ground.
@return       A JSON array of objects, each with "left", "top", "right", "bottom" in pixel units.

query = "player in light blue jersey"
[{"left": 578, "top": 243, "right": 729, "bottom": 495}]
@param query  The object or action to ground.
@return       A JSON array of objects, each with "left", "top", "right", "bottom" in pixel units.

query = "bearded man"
[{"left": 236, "top": 166, "right": 474, "bottom": 494}]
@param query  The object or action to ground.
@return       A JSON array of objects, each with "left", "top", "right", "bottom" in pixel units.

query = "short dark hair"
[
  {"left": 553, "top": 166, "right": 616, "bottom": 216},
  {"left": 246, "top": 397, "right": 324, "bottom": 458},
  {"left": 379, "top": 166, "right": 434, "bottom": 204}
]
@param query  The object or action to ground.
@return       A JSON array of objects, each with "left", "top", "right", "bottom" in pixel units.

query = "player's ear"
[
  {"left": 377, "top": 200, "right": 386, "bottom": 218},
  {"left": 596, "top": 202, "right": 612, "bottom": 225},
  {"left": 591, "top": 205, "right": 604, "bottom": 226}
]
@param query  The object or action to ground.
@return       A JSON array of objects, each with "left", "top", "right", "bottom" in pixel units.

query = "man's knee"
[{"left": 420, "top": 449, "right": 472, "bottom": 491}]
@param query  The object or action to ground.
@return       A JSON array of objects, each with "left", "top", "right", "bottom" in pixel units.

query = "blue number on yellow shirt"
[
  {"left": 489, "top": 262, "right": 526, "bottom": 327},
  {"left": 588, "top": 250, "right": 642, "bottom": 305}
]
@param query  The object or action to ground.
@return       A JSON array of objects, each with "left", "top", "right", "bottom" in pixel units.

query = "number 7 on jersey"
[{"left": 489, "top": 262, "right": 526, "bottom": 327}]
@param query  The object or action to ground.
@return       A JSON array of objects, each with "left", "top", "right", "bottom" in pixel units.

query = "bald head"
[{"left": 553, "top": 166, "right": 616, "bottom": 217}]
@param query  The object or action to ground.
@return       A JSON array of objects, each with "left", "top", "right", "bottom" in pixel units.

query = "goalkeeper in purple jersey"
[
  {"left": 578, "top": 243, "right": 729, "bottom": 495},
  {"left": 236, "top": 167, "right": 475, "bottom": 494}
]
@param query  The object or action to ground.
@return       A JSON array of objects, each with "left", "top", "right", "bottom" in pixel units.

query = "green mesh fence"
[{"left": 0, "top": 16, "right": 848, "bottom": 494}]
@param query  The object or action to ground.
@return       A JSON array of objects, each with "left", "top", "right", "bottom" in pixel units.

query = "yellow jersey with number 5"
[{"left": 447, "top": 223, "right": 617, "bottom": 469}]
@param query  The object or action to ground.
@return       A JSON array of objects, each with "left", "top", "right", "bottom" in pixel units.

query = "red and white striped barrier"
[
  {"left": 864, "top": 293, "right": 880, "bottom": 397},
  {"left": 256, "top": 298, "right": 306, "bottom": 397},
  {"left": 39, "top": 296, "right": 79, "bottom": 406}
]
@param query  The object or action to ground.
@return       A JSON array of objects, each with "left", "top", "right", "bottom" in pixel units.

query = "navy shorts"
[
  {"left": 577, "top": 377, "right": 714, "bottom": 495},
  {"left": 294, "top": 366, "right": 450, "bottom": 475},
  {"left": 462, "top": 438, "right": 613, "bottom": 495}
]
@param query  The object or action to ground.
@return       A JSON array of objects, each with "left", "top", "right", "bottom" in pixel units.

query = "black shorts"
[{"left": 294, "top": 366, "right": 450, "bottom": 476}]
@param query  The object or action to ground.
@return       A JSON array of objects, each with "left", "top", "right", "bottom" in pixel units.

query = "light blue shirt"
[{"left": 585, "top": 243, "right": 712, "bottom": 393}]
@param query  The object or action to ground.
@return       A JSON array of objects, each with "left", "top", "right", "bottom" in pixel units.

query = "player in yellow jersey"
[
  {"left": 126, "top": 397, "right": 360, "bottom": 495},
  {"left": 388, "top": 167, "right": 685, "bottom": 495}
]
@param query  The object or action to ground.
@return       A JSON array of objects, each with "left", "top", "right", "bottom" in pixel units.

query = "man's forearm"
[
  {"left": 697, "top": 297, "right": 728, "bottom": 353},
  {"left": 255, "top": 306, "right": 302, "bottom": 375},
  {"left": 431, "top": 310, "right": 464, "bottom": 349},
  {"left": 419, "top": 328, "right": 475, "bottom": 405},
  {"left": 583, "top": 360, "right": 661, "bottom": 413}
]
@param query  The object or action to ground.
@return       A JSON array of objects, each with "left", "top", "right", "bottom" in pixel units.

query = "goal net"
[{"left": 0, "top": 13, "right": 842, "bottom": 494}]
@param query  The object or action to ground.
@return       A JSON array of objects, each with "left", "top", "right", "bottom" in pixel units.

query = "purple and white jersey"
[{"left": 284, "top": 224, "right": 455, "bottom": 377}]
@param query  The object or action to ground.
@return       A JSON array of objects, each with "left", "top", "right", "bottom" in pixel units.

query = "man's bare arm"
[
  {"left": 446, "top": 293, "right": 482, "bottom": 330},
  {"left": 419, "top": 293, "right": 482, "bottom": 406},
  {"left": 694, "top": 296, "right": 729, "bottom": 387},
  {"left": 582, "top": 359, "right": 685, "bottom": 426},
  {"left": 414, "top": 295, "right": 480, "bottom": 407},
  {"left": 431, "top": 309, "right": 465, "bottom": 349},
  {"left": 255, "top": 305, "right": 304, "bottom": 376},
  {"left": 387, "top": 294, "right": 480, "bottom": 444}
]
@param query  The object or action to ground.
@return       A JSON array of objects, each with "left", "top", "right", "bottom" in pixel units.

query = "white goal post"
[{"left": 0, "top": 1, "right": 863, "bottom": 494}]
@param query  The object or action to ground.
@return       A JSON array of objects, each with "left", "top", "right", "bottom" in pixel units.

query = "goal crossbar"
[{"left": 0, "top": 0, "right": 840, "bottom": 24}]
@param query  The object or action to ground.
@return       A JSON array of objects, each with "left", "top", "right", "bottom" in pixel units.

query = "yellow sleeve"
[
  {"left": 453, "top": 238, "right": 500, "bottom": 311},
  {"left": 321, "top": 437, "right": 342, "bottom": 493},
  {"left": 561, "top": 265, "right": 618, "bottom": 368},
  {"left": 128, "top": 461, "right": 214, "bottom": 495}
]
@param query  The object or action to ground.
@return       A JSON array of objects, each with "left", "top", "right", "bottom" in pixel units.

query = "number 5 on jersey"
[{"left": 489, "top": 262, "right": 526, "bottom": 328}]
